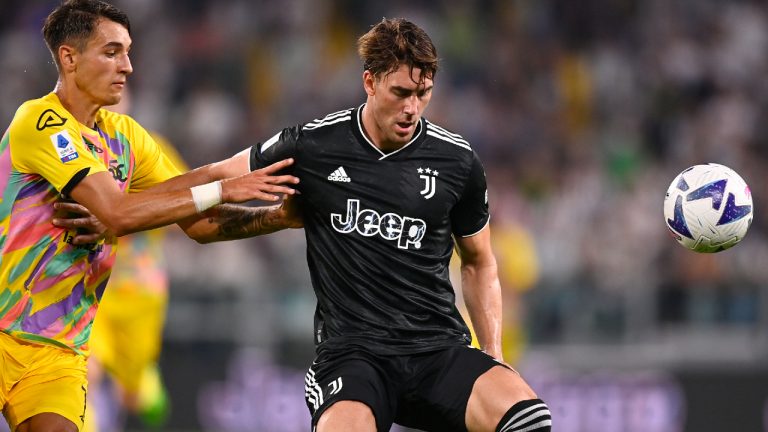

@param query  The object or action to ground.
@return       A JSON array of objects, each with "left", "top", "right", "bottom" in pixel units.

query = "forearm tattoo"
[{"left": 209, "top": 204, "right": 283, "bottom": 239}]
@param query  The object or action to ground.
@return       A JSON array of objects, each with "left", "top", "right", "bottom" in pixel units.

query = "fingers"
[
  {"left": 70, "top": 233, "right": 101, "bottom": 245},
  {"left": 53, "top": 202, "right": 91, "bottom": 215},
  {"left": 52, "top": 214, "right": 104, "bottom": 235},
  {"left": 52, "top": 217, "right": 105, "bottom": 236},
  {"left": 258, "top": 193, "right": 281, "bottom": 202},
  {"left": 254, "top": 160, "right": 300, "bottom": 185},
  {"left": 239, "top": 185, "right": 297, "bottom": 202},
  {"left": 257, "top": 158, "right": 294, "bottom": 175},
  {"left": 221, "top": 160, "right": 302, "bottom": 203},
  {"left": 246, "top": 174, "right": 300, "bottom": 198},
  {"left": 52, "top": 202, "right": 108, "bottom": 242},
  {"left": 236, "top": 189, "right": 293, "bottom": 203},
  {"left": 51, "top": 216, "right": 90, "bottom": 229},
  {"left": 264, "top": 184, "right": 298, "bottom": 195},
  {"left": 249, "top": 172, "right": 299, "bottom": 187},
  {"left": 269, "top": 174, "right": 301, "bottom": 185}
]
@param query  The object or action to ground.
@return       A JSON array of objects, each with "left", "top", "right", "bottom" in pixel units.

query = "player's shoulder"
[
  {"left": 97, "top": 108, "right": 143, "bottom": 132},
  {"left": 301, "top": 107, "right": 355, "bottom": 133},
  {"left": 285, "top": 107, "right": 355, "bottom": 152},
  {"left": 423, "top": 118, "right": 473, "bottom": 153},
  {"left": 12, "top": 93, "right": 73, "bottom": 133}
]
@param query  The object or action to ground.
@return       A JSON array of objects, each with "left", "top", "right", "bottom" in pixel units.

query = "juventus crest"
[{"left": 418, "top": 167, "right": 438, "bottom": 199}]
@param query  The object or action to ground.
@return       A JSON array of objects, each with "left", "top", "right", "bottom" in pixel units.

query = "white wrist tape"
[{"left": 190, "top": 180, "right": 222, "bottom": 213}]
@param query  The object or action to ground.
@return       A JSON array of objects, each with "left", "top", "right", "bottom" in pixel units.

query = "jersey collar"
[{"left": 354, "top": 103, "right": 425, "bottom": 160}]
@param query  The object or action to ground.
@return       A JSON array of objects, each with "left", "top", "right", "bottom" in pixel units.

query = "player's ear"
[
  {"left": 363, "top": 70, "right": 376, "bottom": 96},
  {"left": 58, "top": 44, "right": 77, "bottom": 73}
]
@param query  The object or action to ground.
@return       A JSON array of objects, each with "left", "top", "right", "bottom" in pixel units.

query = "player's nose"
[
  {"left": 120, "top": 55, "right": 133, "bottom": 75},
  {"left": 403, "top": 95, "right": 418, "bottom": 115}
]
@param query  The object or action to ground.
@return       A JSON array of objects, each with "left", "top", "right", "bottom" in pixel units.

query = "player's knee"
[{"left": 495, "top": 398, "right": 551, "bottom": 432}]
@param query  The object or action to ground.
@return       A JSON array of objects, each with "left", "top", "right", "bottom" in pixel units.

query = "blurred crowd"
[{"left": 2, "top": 0, "right": 768, "bottom": 365}]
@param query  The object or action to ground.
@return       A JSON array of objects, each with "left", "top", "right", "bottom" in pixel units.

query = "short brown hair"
[
  {"left": 42, "top": 0, "right": 130, "bottom": 70},
  {"left": 357, "top": 18, "right": 438, "bottom": 84}
]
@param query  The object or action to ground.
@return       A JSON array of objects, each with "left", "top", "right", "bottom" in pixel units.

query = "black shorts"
[{"left": 304, "top": 345, "right": 506, "bottom": 432}]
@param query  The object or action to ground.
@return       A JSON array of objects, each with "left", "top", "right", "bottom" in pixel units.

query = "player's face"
[
  {"left": 363, "top": 63, "right": 433, "bottom": 151},
  {"left": 73, "top": 19, "right": 132, "bottom": 107}
]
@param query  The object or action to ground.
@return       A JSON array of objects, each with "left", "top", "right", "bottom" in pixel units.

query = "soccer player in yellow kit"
[
  {"left": 82, "top": 134, "right": 188, "bottom": 432},
  {"left": 0, "top": 1, "right": 297, "bottom": 431}
]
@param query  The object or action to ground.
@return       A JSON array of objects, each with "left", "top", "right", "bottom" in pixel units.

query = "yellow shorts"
[
  {"left": 0, "top": 332, "right": 88, "bottom": 431},
  {"left": 88, "top": 290, "right": 167, "bottom": 393}
]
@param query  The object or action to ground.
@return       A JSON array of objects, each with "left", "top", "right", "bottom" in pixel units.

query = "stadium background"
[{"left": 2, "top": 0, "right": 768, "bottom": 431}]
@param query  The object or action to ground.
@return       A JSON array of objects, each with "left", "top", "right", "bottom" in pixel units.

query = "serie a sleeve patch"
[{"left": 49, "top": 130, "right": 79, "bottom": 163}]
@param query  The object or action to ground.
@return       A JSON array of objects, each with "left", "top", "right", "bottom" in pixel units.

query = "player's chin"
[
  {"left": 392, "top": 127, "right": 414, "bottom": 141},
  {"left": 102, "top": 93, "right": 123, "bottom": 106},
  {"left": 390, "top": 134, "right": 411, "bottom": 145}
]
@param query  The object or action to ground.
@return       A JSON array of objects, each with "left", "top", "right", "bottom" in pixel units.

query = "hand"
[
  {"left": 52, "top": 202, "right": 111, "bottom": 245},
  {"left": 220, "top": 158, "right": 300, "bottom": 203},
  {"left": 278, "top": 192, "right": 304, "bottom": 229}
]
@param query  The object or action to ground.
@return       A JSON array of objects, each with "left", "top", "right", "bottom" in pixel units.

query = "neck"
[
  {"left": 361, "top": 103, "right": 405, "bottom": 153},
  {"left": 53, "top": 79, "right": 100, "bottom": 129}
]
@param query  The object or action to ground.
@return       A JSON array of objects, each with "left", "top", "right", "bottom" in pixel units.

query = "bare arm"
[
  {"left": 455, "top": 225, "right": 504, "bottom": 361},
  {"left": 55, "top": 188, "right": 303, "bottom": 244},
  {"left": 179, "top": 193, "right": 303, "bottom": 243},
  {"left": 69, "top": 153, "right": 298, "bottom": 237}
]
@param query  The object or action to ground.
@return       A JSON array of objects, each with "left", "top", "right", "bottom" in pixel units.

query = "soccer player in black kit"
[{"left": 139, "top": 17, "right": 553, "bottom": 432}]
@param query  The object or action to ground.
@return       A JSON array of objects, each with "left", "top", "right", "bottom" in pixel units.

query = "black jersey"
[{"left": 250, "top": 104, "right": 490, "bottom": 355}]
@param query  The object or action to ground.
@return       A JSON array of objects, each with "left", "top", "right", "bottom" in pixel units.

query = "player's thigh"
[
  {"left": 4, "top": 348, "right": 88, "bottom": 432},
  {"left": 465, "top": 364, "right": 537, "bottom": 431},
  {"left": 316, "top": 400, "right": 376, "bottom": 432},
  {"left": 1, "top": 332, "right": 25, "bottom": 427},
  {"left": 305, "top": 352, "right": 394, "bottom": 432},
  {"left": 396, "top": 346, "right": 502, "bottom": 431},
  {"left": 16, "top": 412, "right": 78, "bottom": 432}
]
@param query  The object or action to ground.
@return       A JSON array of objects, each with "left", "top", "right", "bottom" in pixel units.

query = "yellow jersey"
[{"left": 0, "top": 92, "right": 181, "bottom": 355}]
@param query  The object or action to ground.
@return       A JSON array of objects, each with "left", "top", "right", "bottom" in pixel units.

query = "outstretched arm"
[
  {"left": 455, "top": 225, "right": 504, "bottom": 361},
  {"left": 68, "top": 154, "right": 298, "bottom": 237},
  {"left": 178, "top": 196, "right": 303, "bottom": 244},
  {"left": 55, "top": 187, "right": 304, "bottom": 244}
]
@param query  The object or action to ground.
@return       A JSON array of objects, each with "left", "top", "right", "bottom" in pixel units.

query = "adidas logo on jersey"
[{"left": 328, "top": 167, "right": 351, "bottom": 182}]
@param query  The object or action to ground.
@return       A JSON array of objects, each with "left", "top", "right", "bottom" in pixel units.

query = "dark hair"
[
  {"left": 42, "top": 0, "right": 130, "bottom": 69},
  {"left": 357, "top": 18, "right": 438, "bottom": 84}
]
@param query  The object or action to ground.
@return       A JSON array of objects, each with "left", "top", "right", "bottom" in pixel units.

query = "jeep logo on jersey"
[
  {"left": 331, "top": 199, "right": 426, "bottom": 249},
  {"left": 418, "top": 167, "right": 438, "bottom": 199}
]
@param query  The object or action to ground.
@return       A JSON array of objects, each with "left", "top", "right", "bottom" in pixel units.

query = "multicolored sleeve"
[
  {"left": 9, "top": 102, "right": 107, "bottom": 195},
  {"left": 125, "top": 118, "right": 182, "bottom": 192}
]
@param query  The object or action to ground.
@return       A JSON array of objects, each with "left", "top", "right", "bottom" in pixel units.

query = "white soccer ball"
[{"left": 663, "top": 163, "right": 753, "bottom": 253}]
